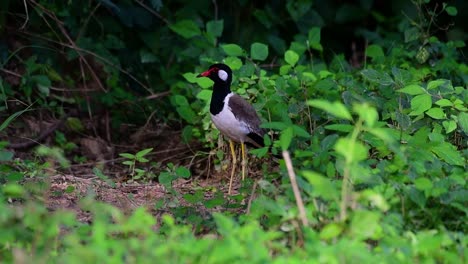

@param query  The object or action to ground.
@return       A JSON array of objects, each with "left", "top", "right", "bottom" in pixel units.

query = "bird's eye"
[{"left": 218, "top": 70, "right": 228, "bottom": 81}]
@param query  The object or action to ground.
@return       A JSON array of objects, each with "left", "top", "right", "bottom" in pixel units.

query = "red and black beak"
[{"left": 197, "top": 67, "right": 216, "bottom": 78}]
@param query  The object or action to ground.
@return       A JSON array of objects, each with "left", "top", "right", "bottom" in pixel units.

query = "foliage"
[{"left": 0, "top": 0, "right": 467, "bottom": 263}]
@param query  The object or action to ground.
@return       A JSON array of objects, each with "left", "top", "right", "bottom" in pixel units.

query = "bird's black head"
[{"left": 197, "top": 63, "right": 232, "bottom": 85}]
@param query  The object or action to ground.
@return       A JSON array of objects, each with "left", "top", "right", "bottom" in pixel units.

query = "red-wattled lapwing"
[{"left": 197, "top": 63, "right": 265, "bottom": 194}]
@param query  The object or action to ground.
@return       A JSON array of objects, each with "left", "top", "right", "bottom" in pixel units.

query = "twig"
[
  {"left": 246, "top": 180, "right": 258, "bottom": 214},
  {"left": 134, "top": 0, "right": 170, "bottom": 25},
  {"left": 282, "top": 150, "right": 309, "bottom": 226},
  {"left": 20, "top": 0, "right": 29, "bottom": 29}
]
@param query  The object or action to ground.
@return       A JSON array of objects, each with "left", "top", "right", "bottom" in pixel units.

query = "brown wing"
[{"left": 228, "top": 94, "right": 265, "bottom": 147}]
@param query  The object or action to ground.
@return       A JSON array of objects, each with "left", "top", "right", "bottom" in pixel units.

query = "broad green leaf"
[
  {"left": 177, "top": 106, "right": 197, "bottom": 124},
  {"left": 250, "top": 42, "right": 268, "bottom": 61},
  {"left": 176, "top": 166, "right": 191, "bottom": 178},
  {"left": 442, "top": 120, "right": 457, "bottom": 134},
  {"left": 169, "top": 20, "right": 201, "bottom": 38},
  {"left": 435, "top": 99, "right": 453, "bottom": 107},
  {"left": 361, "top": 69, "right": 394, "bottom": 86},
  {"left": 445, "top": 6, "right": 458, "bottom": 16},
  {"left": 280, "top": 126, "right": 293, "bottom": 150},
  {"left": 182, "top": 72, "right": 198, "bottom": 83},
  {"left": 292, "top": 125, "right": 310, "bottom": 138},
  {"left": 140, "top": 50, "right": 158, "bottom": 63},
  {"left": 397, "top": 85, "right": 425, "bottom": 95},
  {"left": 354, "top": 104, "right": 378, "bottom": 128},
  {"left": 221, "top": 44, "right": 244, "bottom": 57},
  {"left": 368, "top": 128, "right": 396, "bottom": 144},
  {"left": 324, "top": 124, "right": 354, "bottom": 132},
  {"left": 224, "top": 56, "right": 243, "bottom": 70},
  {"left": 335, "top": 138, "right": 368, "bottom": 163},
  {"left": 395, "top": 111, "right": 411, "bottom": 130},
  {"left": 261, "top": 122, "right": 290, "bottom": 130},
  {"left": 284, "top": 50, "right": 299, "bottom": 66},
  {"left": 350, "top": 211, "right": 382, "bottom": 239},
  {"left": 431, "top": 142, "right": 464, "bottom": 166},
  {"left": 302, "top": 171, "right": 338, "bottom": 200},
  {"left": 409, "top": 94, "right": 432, "bottom": 116},
  {"left": 196, "top": 77, "right": 214, "bottom": 89},
  {"left": 319, "top": 223, "right": 343, "bottom": 240},
  {"left": 308, "top": 100, "right": 352, "bottom": 121},
  {"left": 366, "top": 44, "right": 384, "bottom": 59},
  {"left": 458, "top": 112, "right": 468, "bottom": 134},
  {"left": 196, "top": 90, "right": 212, "bottom": 101},
  {"left": 206, "top": 20, "right": 223, "bottom": 37},
  {"left": 0, "top": 150, "right": 14, "bottom": 162},
  {"left": 404, "top": 27, "right": 420, "bottom": 43},
  {"left": 427, "top": 79, "right": 448, "bottom": 90},
  {"left": 414, "top": 177, "right": 433, "bottom": 191},
  {"left": 425, "top": 108, "right": 445, "bottom": 119},
  {"left": 308, "top": 27, "right": 323, "bottom": 51}
]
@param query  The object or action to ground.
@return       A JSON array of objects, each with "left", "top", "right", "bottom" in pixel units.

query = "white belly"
[{"left": 211, "top": 94, "right": 249, "bottom": 143}]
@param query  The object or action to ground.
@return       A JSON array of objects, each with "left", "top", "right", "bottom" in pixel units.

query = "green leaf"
[
  {"left": 140, "top": 50, "right": 158, "bottom": 63},
  {"left": 445, "top": 6, "right": 458, "bottom": 16},
  {"left": 458, "top": 112, "right": 468, "bottom": 134},
  {"left": 308, "top": 27, "right": 323, "bottom": 51},
  {"left": 302, "top": 171, "right": 338, "bottom": 200},
  {"left": 119, "top": 153, "right": 135, "bottom": 159},
  {"left": 196, "top": 89, "right": 212, "bottom": 101},
  {"left": 308, "top": 100, "right": 352, "bottom": 121},
  {"left": 366, "top": 44, "right": 384, "bottom": 59},
  {"left": 284, "top": 50, "right": 299, "bottom": 66},
  {"left": 409, "top": 94, "right": 432, "bottom": 116},
  {"left": 175, "top": 166, "right": 191, "bottom": 178},
  {"left": 250, "top": 42, "right": 268, "bottom": 61},
  {"left": 335, "top": 138, "right": 368, "bottom": 163},
  {"left": 136, "top": 148, "right": 153, "bottom": 158},
  {"left": 442, "top": 120, "right": 457, "bottom": 134},
  {"left": 361, "top": 69, "right": 394, "bottom": 86},
  {"left": 397, "top": 85, "right": 425, "bottom": 95},
  {"left": 292, "top": 125, "right": 310, "bottom": 138},
  {"left": 261, "top": 122, "right": 289, "bottom": 130},
  {"left": 206, "top": 20, "right": 223, "bottom": 37},
  {"left": 435, "top": 99, "right": 453, "bottom": 107},
  {"left": 354, "top": 104, "right": 378, "bottom": 128},
  {"left": 224, "top": 56, "right": 243, "bottom": 70},
  {"left": 324, "top": 124, "right": 354, "bottom": 132},
  {"left": 0, "top": 106, "right": 33, "bottom": 132},
  {"left": 280, "top": 126, "right": 293, "bottom": 150},
  {"left": 414, "top": 177, "right": 433, "bottom": 191},
  {"left": 221, "top": 44, "right": 244, "bottom": 57},
  {"left": 427, "top": 79, "right": 447, "bottom": 90},
  {"left": 350, "top": 211, "right": 382, "bottom": 240},
  {"left": 431, "top": 142, "right": 464, "bottom": 166},
  {"left": 169, "top": 20, "right": 201, "bottom": 39},
  {"left": 425, "top": 108, "right": 445, "bottom": 119},
  {"left": 0, "top": 150, "right": 14, "bottom": 162},
  {"left": 319, "top": 223, "right": 343, "bottom": 240}
]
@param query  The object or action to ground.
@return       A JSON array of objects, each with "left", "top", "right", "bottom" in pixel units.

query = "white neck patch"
[{"left": 218, "top": 70, "right": 228, "bottom": 81}]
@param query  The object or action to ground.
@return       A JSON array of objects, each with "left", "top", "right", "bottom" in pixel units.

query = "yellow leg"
[
  {"left": 228, "top": 139, "right": 237, "bottom": 195},
  {"left": 241, "top": 142, "right": 246, "bottom": 181}
]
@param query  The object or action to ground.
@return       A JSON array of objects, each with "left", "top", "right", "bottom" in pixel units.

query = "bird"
[{"left": 197, "top": 63, "right": 265, "bottom": 194}]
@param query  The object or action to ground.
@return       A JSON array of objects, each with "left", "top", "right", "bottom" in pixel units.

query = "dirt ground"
[{"left": 3, "top": 113, "right": 266, "bottom": 222}]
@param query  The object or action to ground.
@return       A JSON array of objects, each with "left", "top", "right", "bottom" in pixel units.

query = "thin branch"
[
  {"left": 282, "top": 150, "right": 309, "bottom": 226},
  {"left": 134, "top": 0, "right": 170, "bottom": 25},
  {"left": 20, "top": 0, "right": 29, "bottom": 29}
]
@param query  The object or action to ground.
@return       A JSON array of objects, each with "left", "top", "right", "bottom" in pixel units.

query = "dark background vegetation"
[{"left": 0, "top": 0, "right": 466, "bottom": 262}]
